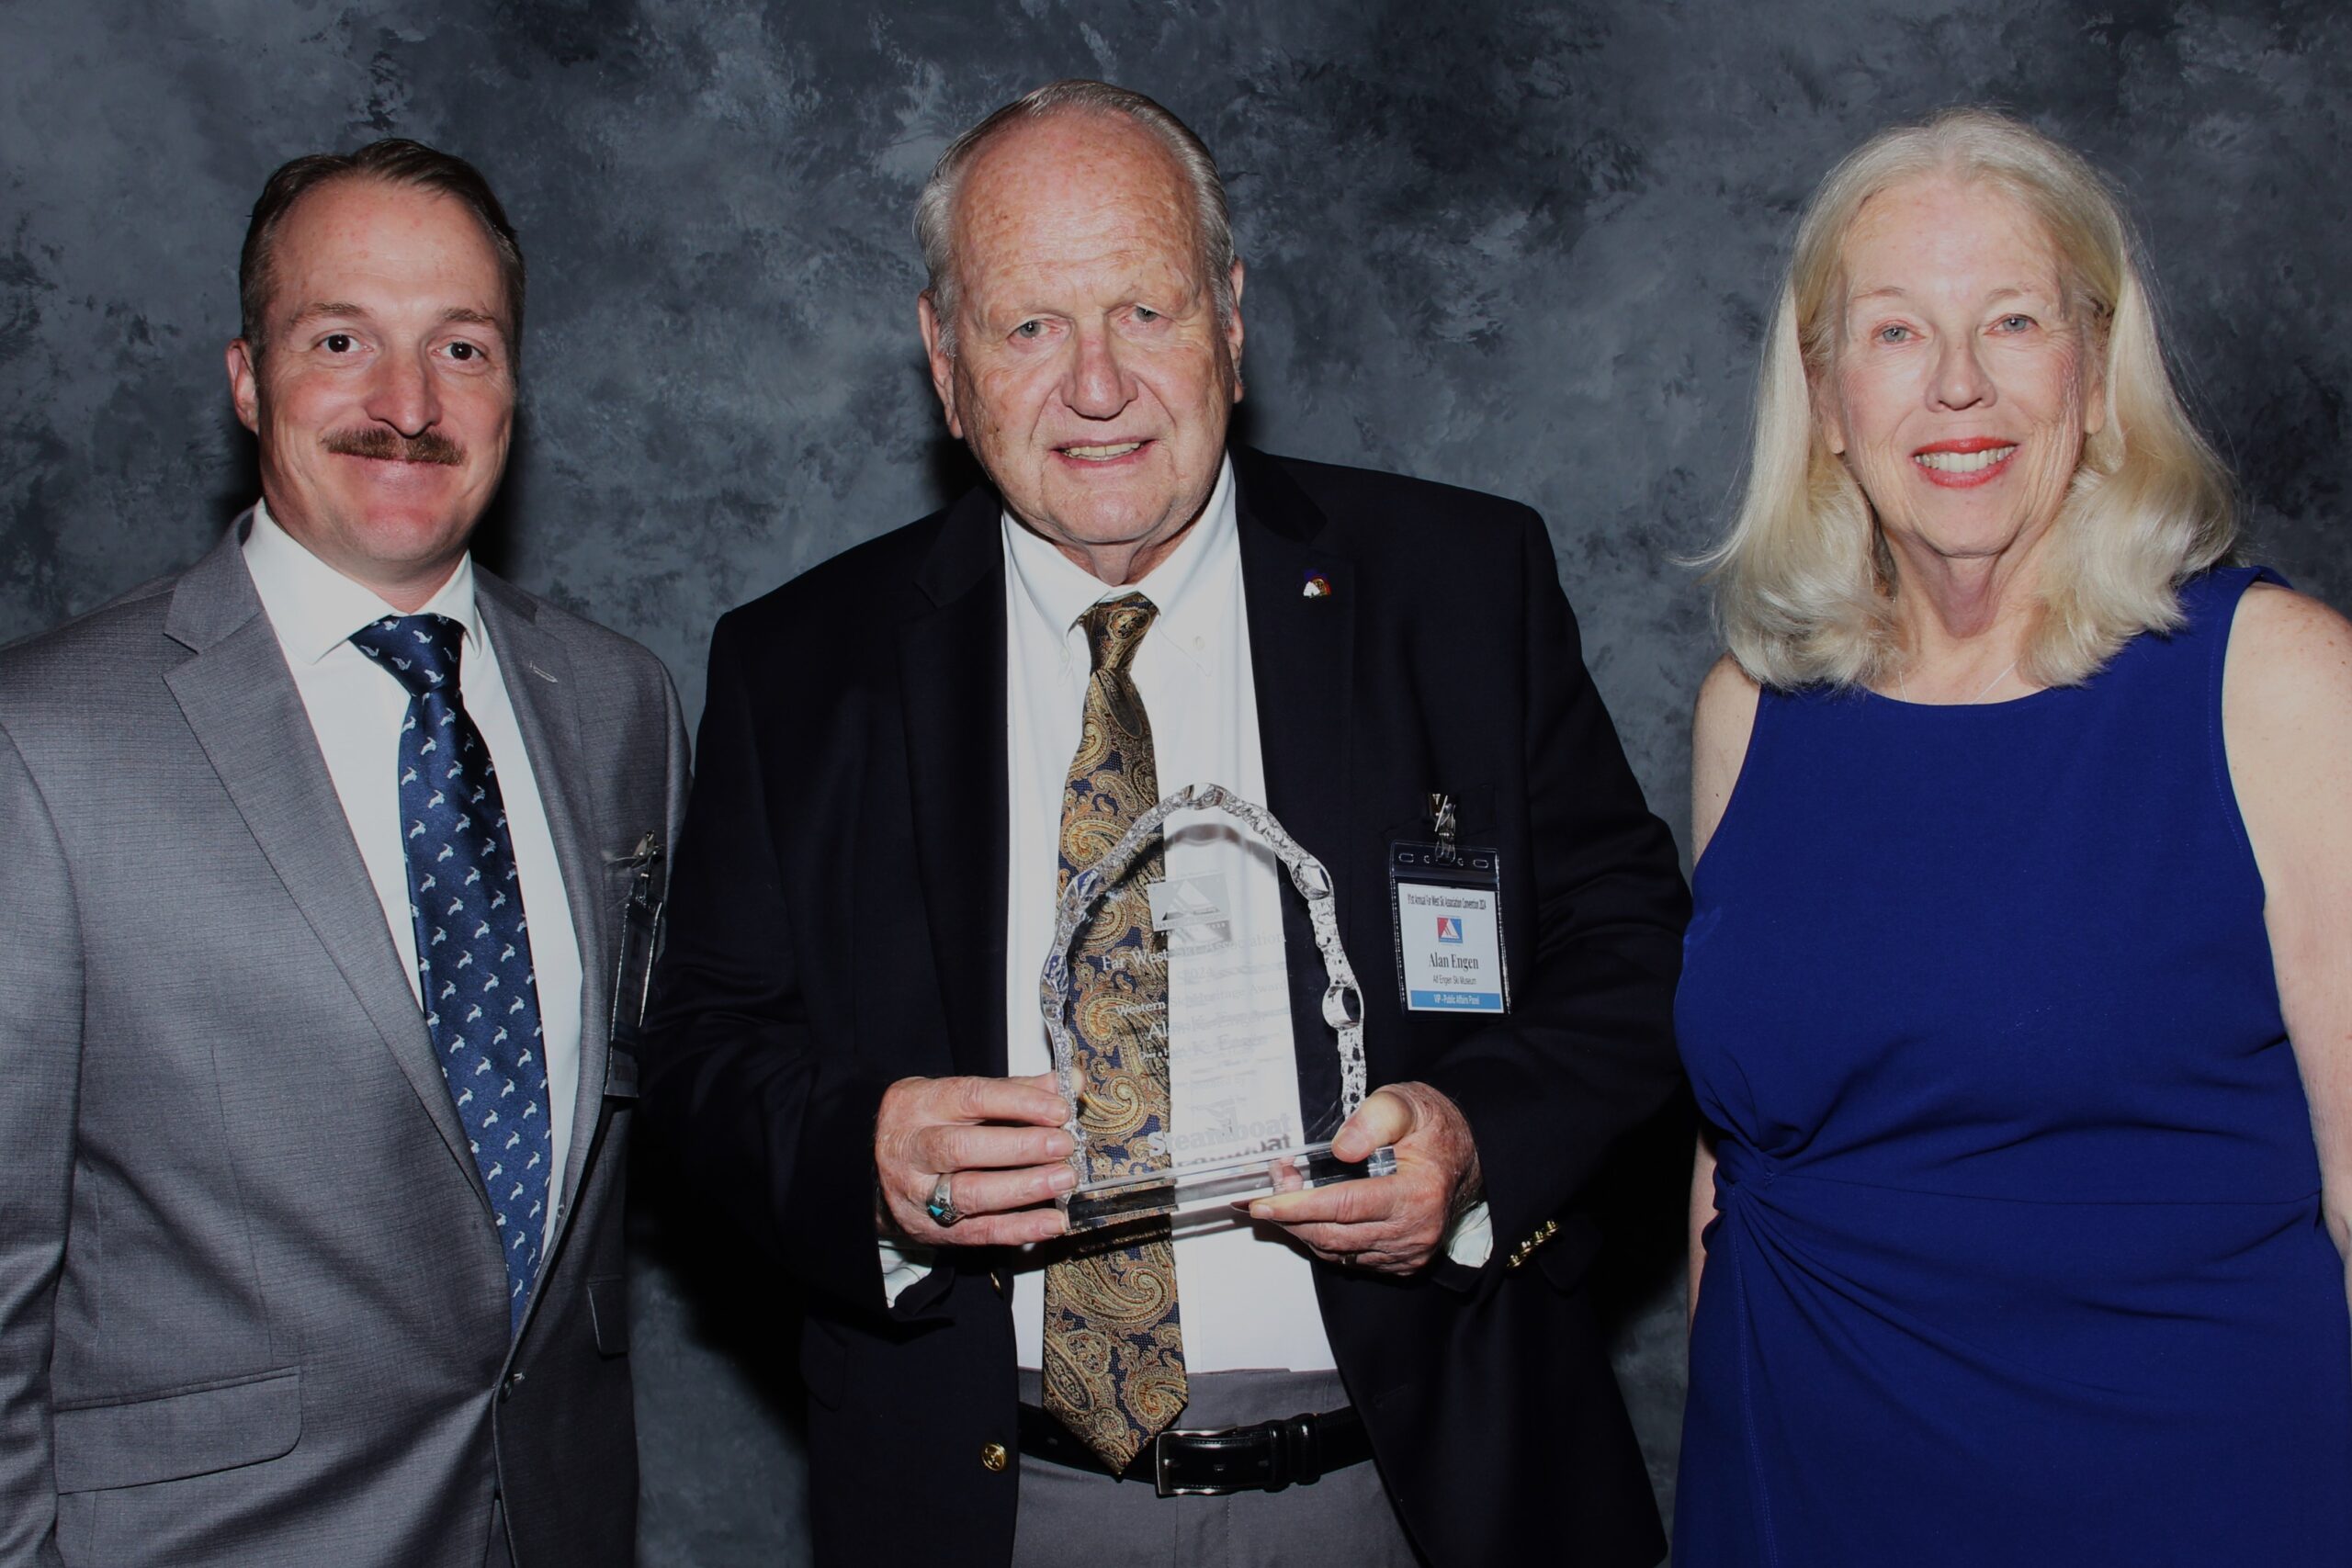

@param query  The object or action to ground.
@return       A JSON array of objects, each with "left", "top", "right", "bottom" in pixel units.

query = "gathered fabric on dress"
[{"left": 1674, "top": 565, "right": 2352, "bottom": 1565}]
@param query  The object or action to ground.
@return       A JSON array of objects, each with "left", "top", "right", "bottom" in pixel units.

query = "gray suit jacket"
[{"left": 0, "top": 518, "right": 690, "bottom": 1567}]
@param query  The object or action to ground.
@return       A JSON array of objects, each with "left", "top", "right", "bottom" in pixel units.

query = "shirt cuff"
[
  {"left": 878, "top": 1235, "right": 937, "bottom": 1307},
  {"left": 1444, "top": 1199, "right": 1494, "bottom": 1268}
]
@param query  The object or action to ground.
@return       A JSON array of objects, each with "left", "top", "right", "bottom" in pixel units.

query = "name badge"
[{"left": 1390, "top": 837, "right": 1510, "bottom": 1014}]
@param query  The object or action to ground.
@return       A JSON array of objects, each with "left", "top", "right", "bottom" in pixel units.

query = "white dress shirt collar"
[
  {"left": 1000, "top": 455, "right": 1237, "bottom": 676},
  {"left": 243, "top": 498, "right": 484, "bottom": 664},
  {"left": 237, "top": 496, "right": 584, "bottom": 1256}
]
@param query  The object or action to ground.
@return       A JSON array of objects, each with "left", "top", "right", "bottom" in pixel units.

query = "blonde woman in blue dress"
[{"left": 1674, "top": 107, "right": 2352, "bottom": 1563}]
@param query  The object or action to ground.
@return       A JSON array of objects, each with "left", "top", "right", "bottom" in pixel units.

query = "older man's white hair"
[{"left": 914, "top": 79, "right": 1238, "bottom": 357}]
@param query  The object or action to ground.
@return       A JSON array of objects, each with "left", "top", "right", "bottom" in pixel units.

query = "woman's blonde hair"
[{"left": 1700, "top": 107, "right": 2234, "bottom": 690}]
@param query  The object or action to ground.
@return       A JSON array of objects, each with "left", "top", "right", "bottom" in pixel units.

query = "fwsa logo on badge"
[{"left": 1436, "top": 916, "right": 1464, "bottom": 943}]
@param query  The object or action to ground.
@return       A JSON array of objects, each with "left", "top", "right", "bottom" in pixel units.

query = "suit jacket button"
[
  {"left": 502, "top": 1371, "right": 526, "bottom": 1401},
  {"left": 980, "top": 1441, "right": 1009, "bottom": 1472}
]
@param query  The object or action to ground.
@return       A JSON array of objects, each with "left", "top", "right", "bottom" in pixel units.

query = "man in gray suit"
[{"left": 0, "top": 139, "right": 687, "bottom": 1566}]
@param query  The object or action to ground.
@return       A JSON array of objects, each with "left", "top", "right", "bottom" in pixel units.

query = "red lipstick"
[{"left": 1911, "top": 435, "right": 2018, "bottom": 489}]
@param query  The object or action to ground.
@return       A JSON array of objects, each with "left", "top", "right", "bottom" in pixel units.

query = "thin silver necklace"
[{"left": 1897, "top": 657, "right": 2019, "bottom": 705}]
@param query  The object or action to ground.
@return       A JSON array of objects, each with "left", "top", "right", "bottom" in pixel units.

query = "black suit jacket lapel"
[
  {"left": 1233, "top": 449, "right": 1357, "bottom": 1127},
  {"left": 899, "top": 489, "right": 1012, "bottom": 1079}
]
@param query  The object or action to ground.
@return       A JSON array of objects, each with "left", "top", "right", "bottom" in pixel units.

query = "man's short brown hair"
[{"left": 238, "top": 138, "right": 526, "bottom": 359}]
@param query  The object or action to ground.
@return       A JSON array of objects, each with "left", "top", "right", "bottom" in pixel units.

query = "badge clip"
[
  {"left": 1428, "top": 793, "right": 1459, "bottom": 865},
  {"left": 608, "top": 831, "right": 667, "bottom": 1049}
]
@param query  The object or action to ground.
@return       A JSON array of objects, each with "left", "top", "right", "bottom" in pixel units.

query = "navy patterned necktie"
[{"left": 350, "top": 614, "right": 552, "bottom": 1335}]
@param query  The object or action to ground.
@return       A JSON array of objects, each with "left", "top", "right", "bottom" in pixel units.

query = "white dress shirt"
[
  {"left": 880, "top": 457, "right": 1490, "bottom": 1363},
  {"left": 997, "top": 457, "right": 1337, "bottom": 1373},
  {"left": 243, "top": 502, "right": 583, "bottom": 1252}
]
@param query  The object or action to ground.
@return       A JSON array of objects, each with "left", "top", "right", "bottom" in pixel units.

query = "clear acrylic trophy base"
[{"left": 1064, "top": 1142, "right": 1399, "bottom": 1230}]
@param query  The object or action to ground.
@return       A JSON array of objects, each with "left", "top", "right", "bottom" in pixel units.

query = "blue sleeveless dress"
[{"left": 1674, "top": 567, "right": 2352, "bottom": 1565}]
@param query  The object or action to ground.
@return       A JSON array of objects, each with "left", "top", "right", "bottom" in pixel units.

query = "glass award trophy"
[{"left": 1042, "top": 782, "right": 1398, "bottom": 1231}]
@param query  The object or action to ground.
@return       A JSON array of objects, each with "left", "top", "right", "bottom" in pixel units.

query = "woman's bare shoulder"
[{"left": 1691, "top": 654, "right": 1764, "bottom": 861}]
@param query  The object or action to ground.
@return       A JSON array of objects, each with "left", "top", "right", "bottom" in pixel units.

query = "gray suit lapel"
[
  {"left": 162, "top": 522, "right": 486, "bottom": 1201},
  {"left": 474, "top": 576, "right": 613, "bottom": 1272}
]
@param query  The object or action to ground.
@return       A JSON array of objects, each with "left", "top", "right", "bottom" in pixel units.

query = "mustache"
[{"left": 321, "top": 427, "right": 465, "bottom": 466}]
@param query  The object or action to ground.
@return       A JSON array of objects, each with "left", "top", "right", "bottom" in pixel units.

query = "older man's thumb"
[{"left": 1332, "top": 1086, "right": 1415, "bottom": 1162}]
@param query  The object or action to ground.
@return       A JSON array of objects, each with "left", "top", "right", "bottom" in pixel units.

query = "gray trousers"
[{"left": 1011, "top": 1369, "right": 1425, "bottom": 1568}]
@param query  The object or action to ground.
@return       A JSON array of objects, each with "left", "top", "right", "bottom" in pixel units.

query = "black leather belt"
[{"left": 1016, "top": 1401, "right": 1374, "bottom": 1497}]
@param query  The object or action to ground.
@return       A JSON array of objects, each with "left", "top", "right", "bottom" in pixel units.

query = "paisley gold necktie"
[{"left": 1041, "top": 593, "right": 1188, "bottom": 1472}]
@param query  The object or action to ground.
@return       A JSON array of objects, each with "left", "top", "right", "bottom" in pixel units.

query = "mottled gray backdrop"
[{"left": 5, "top": 0, "right": 2346, "bottom": 1561}]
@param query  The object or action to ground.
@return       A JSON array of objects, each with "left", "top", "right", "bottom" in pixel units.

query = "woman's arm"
[
  {"left": 2223, "top": 584, "right": 2352, "bottom": 1315},
  {"left": 1685, "top": 655, "right": 1760, "bottom": 1325}
]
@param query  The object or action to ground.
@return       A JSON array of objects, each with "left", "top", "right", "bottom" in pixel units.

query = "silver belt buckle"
[{"left": 1152, "top": 1427, "right": 1233, "bottom": 1498}]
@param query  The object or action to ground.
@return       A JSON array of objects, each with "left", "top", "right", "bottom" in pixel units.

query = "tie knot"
[
  {"left": 350, "top": 614, "right": 466, "bottom": 699},
  {"left": 1080, "top": 594, "right": 1158, "bottom": 676}
]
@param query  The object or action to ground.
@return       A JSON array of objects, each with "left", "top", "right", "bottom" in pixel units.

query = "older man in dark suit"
[
  {"left": 0, "top": 140, "right": 686, "bottom": 1566},
  {"left": 645, "top": 81, "right": 1686, "bottom": 1568}
]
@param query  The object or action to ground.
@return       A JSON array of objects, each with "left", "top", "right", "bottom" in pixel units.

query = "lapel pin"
[{"left": 1302, "top": 573, "right": 1333, "bottom": 599}]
